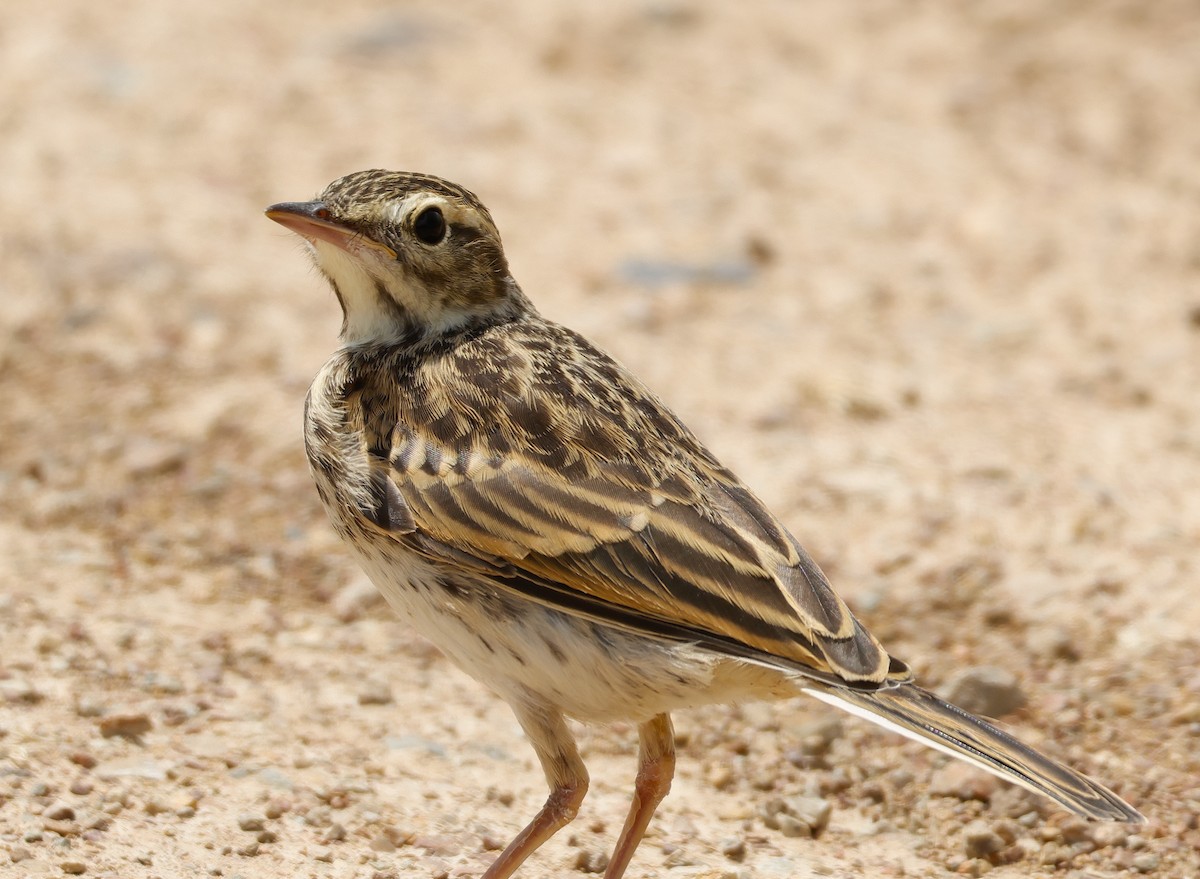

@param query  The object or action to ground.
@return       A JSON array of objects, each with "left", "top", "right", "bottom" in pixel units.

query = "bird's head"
[{"left": 267, "top": 170, "right": 525, "bottom": 344}]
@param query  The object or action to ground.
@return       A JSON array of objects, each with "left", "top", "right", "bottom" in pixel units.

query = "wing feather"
[{"left": 389, "top": 442, "right": 902, "bottom": 686}]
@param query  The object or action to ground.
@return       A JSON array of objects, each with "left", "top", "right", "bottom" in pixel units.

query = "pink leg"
[
  {"left": 604, "top": 714, "right": 676, "bottom": 879},
  {"left": 482, "top": 706, "right": 588, "bottom": 879}
]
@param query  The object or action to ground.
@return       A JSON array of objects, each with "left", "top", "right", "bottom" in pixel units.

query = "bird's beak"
[{"left": 265, "top": 201, "right": 397, "bottom": 258}]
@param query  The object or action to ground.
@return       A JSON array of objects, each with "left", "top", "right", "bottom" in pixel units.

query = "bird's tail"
[{"left": 802, "top": 683, "right": 1144, "bottom": 823}]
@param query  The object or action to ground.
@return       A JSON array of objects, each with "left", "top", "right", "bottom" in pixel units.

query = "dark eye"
[{"left": 413, "top": 206, "right": 447, "bottom": 245}]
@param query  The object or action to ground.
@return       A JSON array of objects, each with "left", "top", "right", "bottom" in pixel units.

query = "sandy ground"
[{"left": 3, "top": 1, "right": 1200, "bottom": 877}]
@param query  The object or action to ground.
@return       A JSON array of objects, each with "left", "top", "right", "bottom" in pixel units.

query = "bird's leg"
[
  {"left": 604, "top": 713, "right": 676, "bottom": 879},
  {"left": 482, "top": 705, "right": 588, "bottom": 879}
]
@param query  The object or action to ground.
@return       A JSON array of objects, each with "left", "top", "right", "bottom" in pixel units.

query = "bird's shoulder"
[{"left": 349, "top": 316, "right": 718, "bottom": 495}]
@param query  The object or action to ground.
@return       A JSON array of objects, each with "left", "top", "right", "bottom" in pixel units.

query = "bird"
[{"left": 266, "top": 170, "right": 1143, "bottom": 879}]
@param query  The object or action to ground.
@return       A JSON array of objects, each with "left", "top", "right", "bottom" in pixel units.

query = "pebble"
[
  {"left": 1132, "top": 853, "right": 1160, "bottom": 872},
  {"left": 61, "top": 862, "right": 87, "bottom": 874},
  {"left": 98, "top": 713, "right": 153, "bottom": 739},
  {"left": 122, "top": 438, "right": 186, "bottom": 478},
  {"left": 719, "top": 837, "right": 746, "bottom": 862},
  {"left": 321, "top": 822, "right": 347, "bottom": 843},
  {"left": 237, "top": 814, "right": 266, "bottom": 832},
  {"left": 358, "top": 680, "right": 393, "bottom": 706},
  {"left": 331, "top": 577, "right": 383, "bottom": 622},
  {"left": 706, "top": 762, "right": 735, "bottom": 790},
  {"left": 572, "top": 849, "right": 609, "bottom": 873},
  {"left": 95, "top": 756, "right": 169, "bottom": 780},
  {"left": 69, "top": 752, "right": 97, "bottom": 769},
  {"left": 44, "top": 801, "right": 76, "bottom": 821},
  {"left": 942, "top": 667, "right": 1026, "bottom": 718},
  {"left": 1089, "top": 823, "right": 1129, "bottom": 848},
  {"left": 929, "top": 763, "right": 998, "bottom": 803},
  {"left": 369, "top": 834, "right": 396, "bottom": 853},
  {"left": 144, "top": 799, "right": 172, "bottom": 816},
  {"left": 43, "top": 817, "right": 79, "bottom": 836},
  {"left": 787, "top": 796, "right": 832, "bottom": 835},
  {"left": 0, "top": 678, "right": 43, "bottom": 704},
  {"left": 68, "top": 779, "right": 93, "bottom": 796},
  {"left": 10, "top": 848, "right": 32, "bottom": 863},
  {"left": 1025, "top": 626, "right": 1080, "bottom": 661},
  {"left": 758, "top": 795, "right": 832, "bottom": 838},
  {"left": 962, "top": 820, "right": 1004, "bottom": 859},
  {"left": 74, "top": 700, "right": 106, "bottom": 718},
  {"left": 955, "top": 858, "right": 992, "bottom": 876}
]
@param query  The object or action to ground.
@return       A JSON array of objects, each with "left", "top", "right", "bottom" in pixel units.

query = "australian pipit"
[{"left": 267, "top": 170, "right": 1143, "bottom": 878}]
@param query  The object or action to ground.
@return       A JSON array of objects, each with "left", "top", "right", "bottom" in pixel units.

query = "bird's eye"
[{"left": 413, "top": 206, "right": 447, "bottom": 245}]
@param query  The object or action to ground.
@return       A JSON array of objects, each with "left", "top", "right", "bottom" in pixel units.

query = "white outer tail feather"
[{"left": 801, "top": 685, "right": 1144, "bottom": 824}]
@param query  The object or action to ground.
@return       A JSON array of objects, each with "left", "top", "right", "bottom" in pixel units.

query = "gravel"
[{"left": 941, "top": 667, "right": 1027, "bottom": 718}]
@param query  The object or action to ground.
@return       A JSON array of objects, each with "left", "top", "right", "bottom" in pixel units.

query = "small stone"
[
  {"left": 144, "top": 799, "right": 171, "bottom": 816},
  {"left": 321, "top": 822, "right": 347, "bottom": 843},
  {"left": 963, "top": 821, "right": 1005, "bottom": 859},
  {"left": 94, "top": 756, "right": 169, "bottom": 780},
  {"left": 256, "top": 831, "right": 277, "bottom": 844},
  {"left": 942, "top": 667, "right": 1026, "bottom": 718},
  {"left": 237, "top": 814, "right": 266, "bottom": 832},
  {"left": 0, "top": 678, "right": 43, "bottom": 704},
  {"left": 1039, "top": 842, "right": 1072, "bottom": 866},
  {"left": 955, "top": 858, "right": 992, "bottom": 876},
  {"left": 123, "top": 438, "right": 186, "bottom": 478},
  {"left": 69, "top": 752, "right": 97, "bottom": 769},
  {"left": 413, "top": 834, "right": 457, "bottom": 855},
  {"left": 1132, "top": 853, "right": 1160, "bottom": 873},
  {"left": 43, "top": 818, "right": 80, "bottom": 836},
  {"left": 358, "top": 681, "right": 393, "bottom": 706},
  {"left": 11, "top": 848, "right": 32, "bottom": 863},
  {"left": 759, "top": 797, "right": 787, "bottom": 829},
  {"left": 572, "top": 849, "right": 609, "bottom": 873},
  {"left": 331, "top": 577, "right": 383, "bottom": 622},
  {"left": 74, "top": 700, "right": 106, "bottom": 718},
  {"left": 313, "top": 848, "right": 334, "bottom": 863},
  {"left": 719, "top": 837, "right": 746, "bottom": 862},
  {"left": 759, "top": 794, "right": 831, "bottom": 838},
  {"left": 45, "top": 801, "right": 76, "bottom": 821},
  {"left": 61, "top": 862, "right": 87, "bottom": 875},
  {"left": 236, "top": 842, "right": 260, "bottom": 857},
  {"left": 264, "top": 799, "right": 290, "bottom": 819},
  {"left": 796, "top": 717, "right": 844, "bottom": 750},
  {"left": 707, "top": 762, "right": 735, "bottom": 790},
  {"left": 1089, "top": 823, "right": 1129, "bottom": 848},
  {"left": 69, "top": 779, "right": 93, "bottom": 796},
  {"left": 929, "top": 762, "right": 998, "bottom": 803},
  {"left": 1026, "top": 626, "right": 1080, "bottom": 661},
  {"left": 786, "top": 796, "right": 832, "bottom": 835},
  {"left": 369, "top": 834, "right": 396, "bottom": 853},
  {"left": 776, "top": 814, "right": 812, "bottom": 838},
  {"left": 98, "top": 713, "right": 152, "bottom": 739}
]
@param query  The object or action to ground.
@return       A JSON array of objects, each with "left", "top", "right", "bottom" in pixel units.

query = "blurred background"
[{"left": 2, "top": 2, "right": 1198, "bottom": 876}]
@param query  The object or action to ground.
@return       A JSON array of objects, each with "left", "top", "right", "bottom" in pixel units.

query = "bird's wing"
[{"left": 378, "top": 424, "right": 907, "bottom": 688}]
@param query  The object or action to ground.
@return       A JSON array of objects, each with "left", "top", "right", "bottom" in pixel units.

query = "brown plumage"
[{"left": 267, "top": 170, "right": 1143, "bottom": 879}]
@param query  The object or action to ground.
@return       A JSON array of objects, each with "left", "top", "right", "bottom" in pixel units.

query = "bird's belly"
[{"left": 348, "top": 539, "right": 797, "bottom": 723}]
